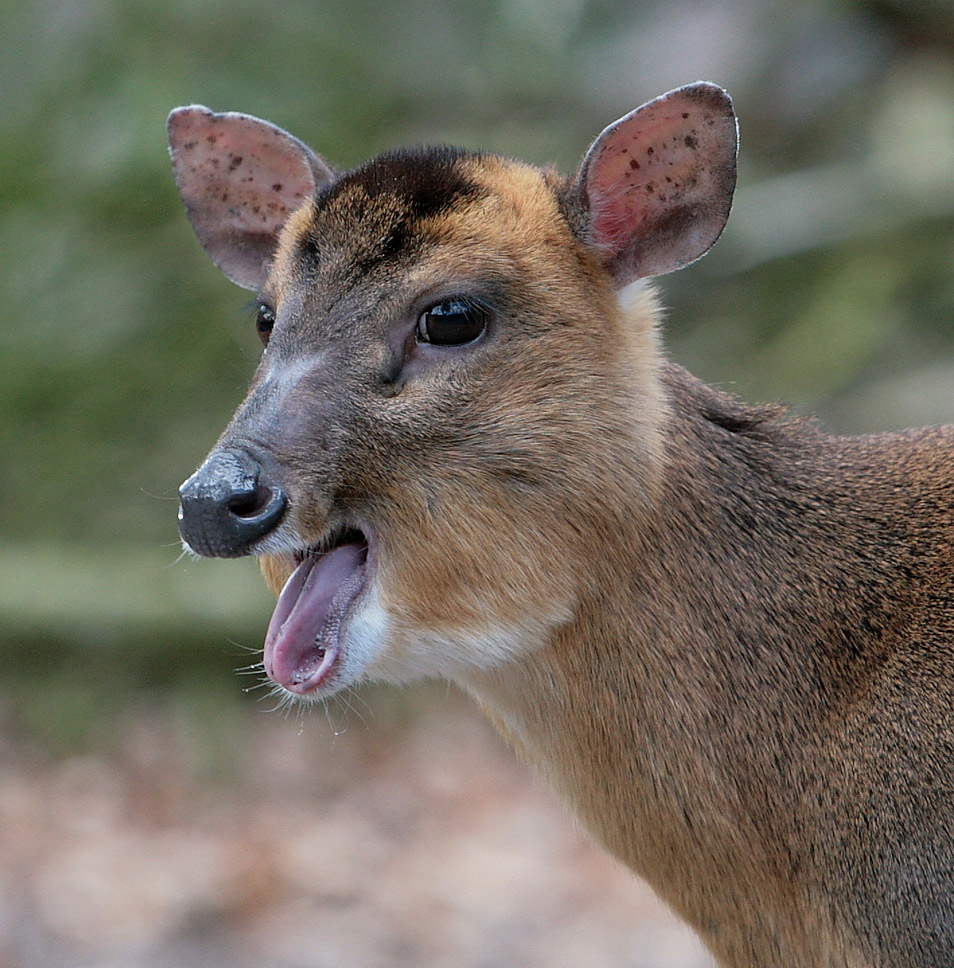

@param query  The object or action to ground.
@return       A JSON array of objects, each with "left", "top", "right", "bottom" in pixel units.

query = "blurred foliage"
[{"left": 1, "top": 0, "right": 953, "bottom": 718}]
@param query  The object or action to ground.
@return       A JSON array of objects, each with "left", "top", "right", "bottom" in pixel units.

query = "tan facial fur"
[{"left": 250, "top": 153, "right": 669, "bottom": 685}]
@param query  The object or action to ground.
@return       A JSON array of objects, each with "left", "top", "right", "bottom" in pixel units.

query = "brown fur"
[
  {"left": 170, "top": 91, "right": 954, "bottom": 968},
  {"left": 467, "top": 363, "right": 954, "bottom": 967}
]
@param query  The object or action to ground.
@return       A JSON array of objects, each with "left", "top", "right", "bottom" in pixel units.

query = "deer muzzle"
[{"left": 178, "top": 449, "right": 287, "bottom": 557}]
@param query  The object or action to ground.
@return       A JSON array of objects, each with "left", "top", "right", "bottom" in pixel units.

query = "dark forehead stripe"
[
  {"left": 295, "top": 145, "right": 489, "bottom": 274},
  {"left": 340, "top": 144, "right": 487, "bottom": 219}
]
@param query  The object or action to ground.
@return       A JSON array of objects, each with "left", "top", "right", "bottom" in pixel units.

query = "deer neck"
[{"left": 458, "top": 364, "right": 892, "bottom": 967}]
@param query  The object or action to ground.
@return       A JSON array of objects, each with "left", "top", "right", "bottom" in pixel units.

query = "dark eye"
[
  {"left": 256, "top": 304, "right": 275, "bottom": 346},
  {"left": 416, "top": 298, "right": 488, "bottom": 346}
]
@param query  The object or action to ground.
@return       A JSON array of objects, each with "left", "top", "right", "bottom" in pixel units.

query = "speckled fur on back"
[{"left": 169, "top": 86, "right": 954, "bottom": 967}]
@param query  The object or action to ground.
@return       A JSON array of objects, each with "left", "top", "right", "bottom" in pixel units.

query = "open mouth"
[{"left": 263, "top": 527, "right": 369, "bottom": 695}]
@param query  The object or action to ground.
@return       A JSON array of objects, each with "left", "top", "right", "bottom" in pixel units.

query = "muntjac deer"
[{"left": 169, "top": 84, "right": 954, "bottom": 967}]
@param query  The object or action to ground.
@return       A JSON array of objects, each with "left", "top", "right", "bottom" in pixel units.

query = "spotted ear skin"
[
  {"left": 576, "top": 82, "right": 738, "bottom": 286},
  {"left": 168, "top": 105, "right": 336, "bottom": 290}
]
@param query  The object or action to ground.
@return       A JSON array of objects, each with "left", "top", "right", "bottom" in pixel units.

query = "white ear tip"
[
  {"left": 168, "top": 103, "right": 214, "bottom": 116},
  {"left": 167, "top": 104, "right": 215, "bottom": 130}
]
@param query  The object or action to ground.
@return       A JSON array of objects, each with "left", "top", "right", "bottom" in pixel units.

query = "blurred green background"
[{"left": 2, "top": 0, "right": 954, "bottom": 749}]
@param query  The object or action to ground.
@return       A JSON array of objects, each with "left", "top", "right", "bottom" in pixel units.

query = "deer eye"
[
  {"left": 256, "top": 304, "right": 275, "bottom": 346},
  {"left": 416, "top": 298, "right": 488, "bottom": 346}
]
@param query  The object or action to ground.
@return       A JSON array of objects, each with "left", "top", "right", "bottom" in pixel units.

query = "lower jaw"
[
  {"left": 263, "top": 538, "right": 370, "bottom": 695},
  {"left": 280, "top": 640, "right": 341, "bottom": 695}
]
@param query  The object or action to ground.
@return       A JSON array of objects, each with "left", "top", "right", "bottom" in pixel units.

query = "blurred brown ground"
[{"left": 0, "top": 689, "right": 715, "bottom": 968}]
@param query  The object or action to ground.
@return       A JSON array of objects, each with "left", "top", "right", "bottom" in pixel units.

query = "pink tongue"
[{"left": 264, "top": 542, "right": 366, "bottom": 691}]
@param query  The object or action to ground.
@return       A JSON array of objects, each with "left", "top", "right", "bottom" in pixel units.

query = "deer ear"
[
  {"left": 168, "top": 105, "right": 336, "bottom": 290},
  {"left": 576, "top": 83, "right": 737, "bottom": 287}
]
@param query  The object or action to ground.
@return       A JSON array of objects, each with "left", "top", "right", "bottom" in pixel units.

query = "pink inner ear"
[
  {"left": 168, "top": 106, "right": 335, "bottom": 289},
  {"left": 169, "top": 107, "right": 322, "bottom": 236},
  {"left": 582, "top": 85, "right": 737, "bottom": 282}
]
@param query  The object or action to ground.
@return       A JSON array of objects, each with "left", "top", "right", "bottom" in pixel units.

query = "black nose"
[{"left": 178, "top": 450, "right": 287, "bottom": 557}]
